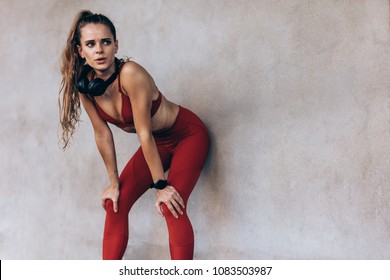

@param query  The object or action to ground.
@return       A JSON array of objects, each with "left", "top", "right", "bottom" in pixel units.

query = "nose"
[{"left": 95, "top": 43, "right": 103, "bottom": 54}]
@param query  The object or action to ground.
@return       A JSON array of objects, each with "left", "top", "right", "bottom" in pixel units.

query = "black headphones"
[{"left": 77, "top": 58, "right": 121, "bottom": 96}]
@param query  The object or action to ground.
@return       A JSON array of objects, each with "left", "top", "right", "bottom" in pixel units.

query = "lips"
[{"left": 95, "top": 57, "right": 107, "bottom": 63}]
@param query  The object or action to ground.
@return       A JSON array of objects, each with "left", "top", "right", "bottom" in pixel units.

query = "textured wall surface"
[{"left": 1, "top": 0, "right": 390, "bottom": 259}]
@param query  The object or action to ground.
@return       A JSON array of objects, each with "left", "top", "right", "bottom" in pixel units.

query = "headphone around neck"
[{"left": 77, "top": 58, "right": 121, "bottom": 96}]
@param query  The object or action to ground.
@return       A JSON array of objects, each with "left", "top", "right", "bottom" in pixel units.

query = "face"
[{"left": 77, "top": 23, "right": 118, "bottom": 74}]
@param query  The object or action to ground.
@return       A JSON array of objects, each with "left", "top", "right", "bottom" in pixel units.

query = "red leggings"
[{"left": 103, "top": 106, "right": 210, "bottom": 260}]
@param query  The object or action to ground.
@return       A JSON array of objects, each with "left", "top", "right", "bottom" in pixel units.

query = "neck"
[{"left": 94, "top": 60, "right": 117, "bottom": 80}]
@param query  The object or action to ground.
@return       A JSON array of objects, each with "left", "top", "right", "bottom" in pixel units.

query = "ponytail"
[{"left": 58, "top": 10, "right": 117, "bottom": 149}]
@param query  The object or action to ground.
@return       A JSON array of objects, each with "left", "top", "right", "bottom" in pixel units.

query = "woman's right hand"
[
  {"left": 155, "top": 185, "right": 185, "bottom": 218},
  {"left": 101, "top": 184, "right": 120, "bottom": 213}
]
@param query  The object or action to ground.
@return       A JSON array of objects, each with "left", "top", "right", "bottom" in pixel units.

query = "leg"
[
  {"left": 163, "top": 122, "right": 210, "bottom": 260},
  {"left": 102, "top": 147, "right": 172, "bottom": 259}
]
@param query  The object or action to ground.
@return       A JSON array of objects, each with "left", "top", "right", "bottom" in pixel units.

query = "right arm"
[{"left": 79, "top": 94, "right": 120, "bottom": 213}]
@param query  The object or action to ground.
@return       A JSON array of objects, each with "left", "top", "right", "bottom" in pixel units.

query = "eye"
[
  {"left": 103, "top": 39, "right": 112, "bottom": 45},
  {"left": 85, "top": 41, "right": 95, "bottom": 47}
]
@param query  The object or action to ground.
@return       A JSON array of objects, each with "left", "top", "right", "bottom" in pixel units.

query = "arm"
[
  {"left": 79, "top": 94, "right": 120, "bottom": 212},
  {"left": 120, "top": 62, "right": 184, "bottom": 218}
]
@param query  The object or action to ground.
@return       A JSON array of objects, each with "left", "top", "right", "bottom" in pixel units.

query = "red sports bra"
[{"left": 93, "top": 71, "right": 162, "bottom": 129}]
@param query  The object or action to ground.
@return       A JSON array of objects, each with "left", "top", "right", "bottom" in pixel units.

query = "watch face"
[{"left": 155, "top": 180, "right": 168, "bottom": 189}]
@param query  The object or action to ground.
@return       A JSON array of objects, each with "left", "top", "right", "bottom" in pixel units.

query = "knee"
[
  {"left": 162, "top": 204, "right": 174, "bottom": 220},
  {"left": 105, "top": 199, "right": 117, "bottom": 215},
  {"left": 162, "top": 203, "right": 188, "bottom": 222}
]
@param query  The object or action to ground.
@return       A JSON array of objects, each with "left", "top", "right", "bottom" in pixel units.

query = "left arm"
[{"left": 120, "top": 62, "right": 184, "bottom": 218}]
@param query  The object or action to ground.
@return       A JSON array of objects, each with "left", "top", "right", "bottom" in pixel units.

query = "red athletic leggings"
[{"left": 103, "top": 106, "right": 210, "bottom": 260}]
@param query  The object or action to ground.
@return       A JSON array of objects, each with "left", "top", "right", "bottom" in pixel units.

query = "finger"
[
  {"left": 101, "top": 198, "right": 107, "bottom": 210},
  {"left": 171, "top": 199, "right": 184, "bottom": 215},
  {"left": 170, "top": 187, "right": 185, "bottom": 209},
  {"left": 155, "top": 202, "right": 164, "bottom": 217},
  {"left": 175, "top": 194, "right": 185, "bottom": 210},
  {"left": 159, "top": 204, "right": 165, "bottom": 217},
  {"left": 166, "top": 203, "right": 179, "bottom": 218},
  {"left": 113, "top": 199, "right": 118, "bottom": 213}
]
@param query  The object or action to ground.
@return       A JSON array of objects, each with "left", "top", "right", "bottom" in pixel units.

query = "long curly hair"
[{"left": 58, "top": 10, "right": 117, "bottom": 149}]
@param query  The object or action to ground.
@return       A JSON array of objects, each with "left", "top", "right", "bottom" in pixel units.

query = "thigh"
[
  {"left": 116, "top": 146, "right": 173, "bottom": 212},
  {"left": 167, "top": 126, "right": 210, "bottom": 202}
]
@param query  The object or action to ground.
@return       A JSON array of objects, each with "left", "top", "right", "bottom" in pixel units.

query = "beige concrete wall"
[{"left": 1, "top": 0, "right": 390, "bottom": 259}]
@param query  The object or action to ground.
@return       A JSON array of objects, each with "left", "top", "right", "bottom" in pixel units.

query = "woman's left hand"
[
  {"left": 155, "top": 186, "right": 185, "bottom": 218},
  {"left": 101, "top": 184, "right": 120, "bottom": 213}
]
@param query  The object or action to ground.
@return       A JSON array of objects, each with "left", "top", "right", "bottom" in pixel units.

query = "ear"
[
  {"left": 114, "top": 39, "right": 119, "bottom": 54},
  {"left": 77, "top": 45, "right": 84, "bottom": 58}
]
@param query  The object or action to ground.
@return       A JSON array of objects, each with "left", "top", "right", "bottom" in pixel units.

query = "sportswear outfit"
[{"left": 93, "top": 69, "right": 210, "bottom": 260}]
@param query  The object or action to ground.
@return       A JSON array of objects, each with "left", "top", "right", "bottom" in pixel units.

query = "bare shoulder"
[
  {"left": 120, "top": 60, "right": 156, "bottom": 93},
  {"left": 120, "top": 60, "right": 150, "bottom": 79}
]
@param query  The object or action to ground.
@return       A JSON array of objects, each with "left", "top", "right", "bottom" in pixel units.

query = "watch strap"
[{"left": 150, "top": 179, "right": 169, "bottom": 190}]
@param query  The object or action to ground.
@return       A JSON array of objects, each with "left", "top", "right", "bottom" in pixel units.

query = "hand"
[
  {"left": 101, "top": 184, "right": 120, "bottom": 213},
  {"left": 155, "top": 186, "right": 185, "bottom": 218}
]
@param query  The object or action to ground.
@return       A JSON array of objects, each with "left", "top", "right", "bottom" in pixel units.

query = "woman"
[{"left": 58, "top": 10, "right": 210, "bottom": 260}]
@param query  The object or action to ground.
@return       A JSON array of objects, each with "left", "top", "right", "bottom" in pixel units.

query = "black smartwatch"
[{"left": 150, "top": 179, "right": 169, "bottom": 190}]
